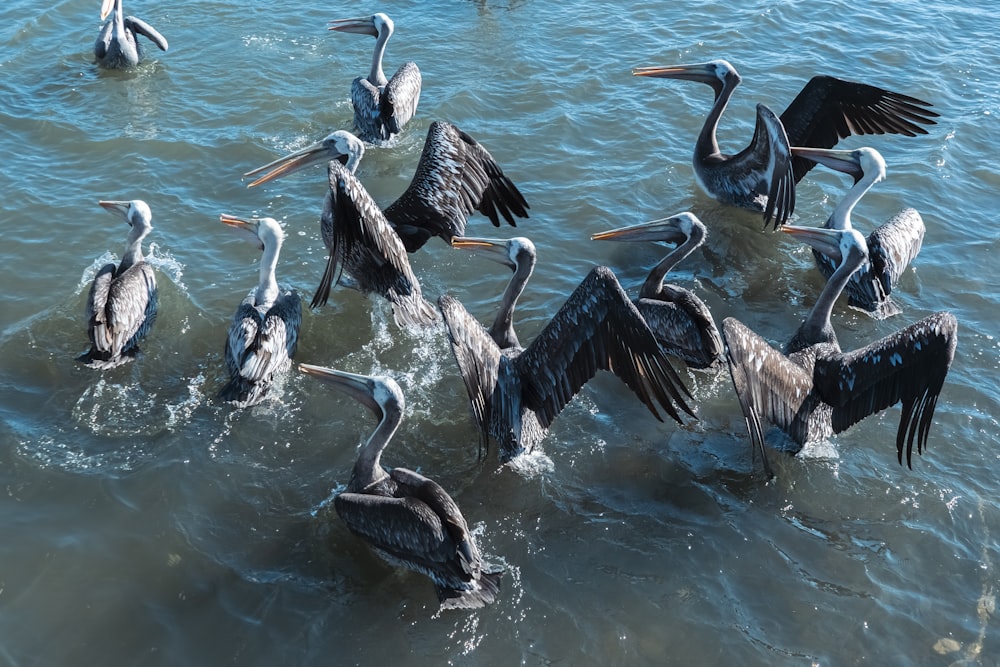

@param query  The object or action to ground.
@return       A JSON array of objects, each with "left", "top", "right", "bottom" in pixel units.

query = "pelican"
[
  {"left": 329, "top": 13, "right": 421, "bottom": 144},
  {"left": 79, "top": 200, "right": 158, "bottom": 369},
  {"left": 633, "top": 60, "right": 938, "bottom": 228},
  {"left": 439, "top": 236, "right": 695, "bottom": 462},
  {"left": 218, "top": 214, "right": 301, "bottom": 408},
  {"left": 722, "top": 225, "right": 957, "bottom": 478},
  {"left": 244, "top": 121, "right": 530, "bottom": 252},
  {"left": 94, "top": 0, "right": 168, "bottom": 69},
  {"left": 792, "top": 146, "right": 924, "bottom": 319},
  {"left": 592, "top": 212, "right": 724, "bottom": 369},
  {"left": 299, "top": 364, "right": 503, "bottom": 609}
]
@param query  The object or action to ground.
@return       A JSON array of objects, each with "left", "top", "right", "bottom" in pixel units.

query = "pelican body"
[
  {"left": 80, "top": 200, "right": 158, "bottom": 369},
  {"left": 329, "top": 13, "right": 421, "bottom": 143},
  {"left": 723, "top": 225, "right": 956, "bottom": 477},
  {"left": 440, "top": 236, "right": 695, "bottom": 462},
  {"left": 94, "top": 0, "right": 168, "bottom": 69},
  {"left": 592, "top": 212, "right": 724, "bottom": 369},
  {"left": 245, "top": 121, "right": 530, "bottom": 252},
  {"left": 633, "top": 60, "right": 938, "bottom": 228},
  {"left": 218, "top": 215, "right": 301, "bottom": 408},
  {"left": 300, "top": 364, "right": 503, "bottom": 609},
  {"left": 793, "top": 146, "right": 924, "bottom": 319}
]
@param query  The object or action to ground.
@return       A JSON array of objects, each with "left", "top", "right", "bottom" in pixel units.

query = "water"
[{"left": 1, "top": 0, "right": 998, "bottom": 664}]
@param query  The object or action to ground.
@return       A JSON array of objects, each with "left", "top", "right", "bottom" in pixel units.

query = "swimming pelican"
[
  {"left": 245, "top": 121, "right": 530, "bottom": 252},
  {"left": 722, "top": 225, "right": 957, "bottom": 478},
  {"left": 792, "top": 146, "right": 924, "bottom": 319},
  {"left": 79, "top": 200, "right": 158, "bottom": 369},
  {"left": 592, "top": 212, "right": 724, "bottom": 369},
  {"left": 299, "top": 364, "right": 503, "bottom": 609},
  {"left": 633, "top": 60, "right": 938, "bottom": 228},
  {"left": 94, "top": 0, "right": 168, "bottom": 69},
  {"left": 329, "top": 12, "right": 421, "bottom": 143},
  {"left": 218, "top": 214, "right": 301, "bottom": 408},
  {"left": 440, "top": 236, "right": 695, "bottom": 462}
]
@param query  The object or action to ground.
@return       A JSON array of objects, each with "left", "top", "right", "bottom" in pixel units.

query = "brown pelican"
[
  {"left": 329, "top": 13, "right": 421, "bottom": 144},
  {"left": 218, "top": 215, "right": 301, "bottom": 408},
  {"left": 299, "top": 364, "right": 503, "bottom": 609},
  {"left": 79, "top": 200, "right": 158, "bottom": 369},
  {"left": 245, "top": 121, "right": 530, "bottom": 252},
  {"left": 792, "top": 146, "right": 924, "bottom": 319},
  {"left": 722, "top": 225, "right": 957, "bottom": 478},
  {"left": 592, "top": 212, "right": 724, "bottom": 369},
  {"left": 633, "top": 60, "right": 938, "bottom": 228},
  {"left": 94, "top": 0, "right": 168, "bottom": 69},
  {"left": 439, "top": 236, "right": 695, "bottom": 462}
]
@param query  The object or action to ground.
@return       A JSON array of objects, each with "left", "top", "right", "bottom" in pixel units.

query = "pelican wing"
[
  {"left": 350, "top": 77, "right": 384, "bottom": 144},
  {"left": 813, "top": 311, "right": 957, "bottom": 467},
  {"left": 384, "top": 121, "right": 530, "bottom": 252},
  {"left": 124, "top": 16, "right": 169, "bottom": 51},
  {"left": 85, "top": 263, "right": 117, "bottom": 355},
  {"left": 728, "top": 104, "right": 795, "bottom": 228},
  {"left": 637, "top": 290, "right": 724, "bottom": 369},
  {"left": 438, "top": 294, "right": 502, "bottom": 438},
  {"left": 318, "top": 162, "right": 437, "bottom": 327},
  {"left": 222, "top": 290, "right": 301, "bottom": 406},
  {"left": 516, "top": 266, "right": 694, "bottom": 430},
  {"left": 382, "top": 62, "right": 422, "bottom": 139},
  {"left": 781, "top": 76, "right": 939, "bottom": 182},
  {"left": 722, "top": 317, "right": 828, "bottom": 476},
  {"left": 106, "top": 262, "right": 158, "bottom": 356},
  {"left": 868, "top": 208, "right": 925, "bottom": 295}
]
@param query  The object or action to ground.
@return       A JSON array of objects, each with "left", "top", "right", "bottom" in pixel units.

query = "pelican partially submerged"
[
  {"left": 94, "top": 0, "right": 168, "bottom": 69},
  {"left": 792, "top": 146, "right": 924, "bottom": 319},
  {"left": 300, "top": 364, "right": 503, "bottom": 609},
  {"left": 218, "top": 215, "right": 301, "bottom": 408},
  {"left": 592, "top": 212, "right": 724, "bottom": 369},
  {"left": 440, "top": 236, "right": 695, "bottom": 462},
  {"left": 722, "top": 225, "right": 956, "bottom": 477},
  {"left": 245, "top": 121, "right": 530, "bottom": 252},
  {"left": 633, "top": 60, "right": 938, "bottom": 228},
  {"left": 79, "top": 200, "right": 158, "bottom": 369},
  {"left": 329, "top": 12, "right": 421, "bottom": 144}
]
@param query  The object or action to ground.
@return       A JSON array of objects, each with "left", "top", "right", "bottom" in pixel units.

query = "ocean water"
[{"left": 1, "top": 1, "right": 998, "bottom": 664}]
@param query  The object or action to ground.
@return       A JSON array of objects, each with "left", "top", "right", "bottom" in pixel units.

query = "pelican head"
[
  {"left": 298, "top": 364, "right": 404, "bottom": 424},
  {"left": 632, "top": 59, "right": 740, "bottom": 94},
  {"left": 790, "top": 146, "right": 887, "bottom": 186},
  {"left": 220, "top": 214, "right": 284, "bottom": 251},
  {"left": 451, "top": 236, "right": 536, "bottom": 273},
  {"left": 591, "top": 211, "right": 704, "bottom": 246},
  {"left": 100, "top": 199, "right": 153, "bottom": 234},
  {"left": 328, "top": 13, "right": 393, "bottom": 38},
  {"left": 782, "top": 224, "right": 868, "bottom": 268},
  {"left": 244, "top": 131, "right": 365, "bottom": 187}
]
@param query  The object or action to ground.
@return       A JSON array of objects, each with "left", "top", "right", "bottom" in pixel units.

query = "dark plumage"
[{"left": 94, "top": 0, "right": 168, "bottom": 69}]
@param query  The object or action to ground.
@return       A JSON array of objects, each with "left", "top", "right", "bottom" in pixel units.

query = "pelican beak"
[
  {"left": 244, "top": 139, "right": 347, "bottom": 188},
  {"left": 100, "top": 0, "right": 115, "bottom": 21},
  {"left": 591, "top": 215, "right": 691, "bottom": 244},
  {"left": 220, "top": 214, "right": 264, "bottom": 248},
  {"left": 327, "top": 16, "right": 378, "bottom": 36},
  {"left": 781, "top": 224, "right": 844, "bottom": 260},
  {"left": 299, "top": 364, "right": 383, "bottom": 417},
  {"left": 98, "top": 200, "right": 132, "bottom": 224},
  {"left": 451, "top": 236, "right": 516, "bottom": 269},
  {"left": 790, "top": 147, "right": 864, "bottom": 181},
  {"left": 632, "top": 63, "right": 718, "bottom": 84}
]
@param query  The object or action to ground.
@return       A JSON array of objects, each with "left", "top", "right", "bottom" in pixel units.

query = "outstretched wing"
[
  {"left": 636, "top": 288, "right": 724, "bottom": 369},
  {"left": 813, "top": 311, "right": 957, "bottom": 467},
  {"left": 729, "top": 104, "right": 795, "bottom": 228},
  {"left": 780, "top": 76, "right": 939, "bottom": 182},
  {"left": 384, "top": 121, "right": 530, "bottom": 251},
  {"left": 381, "top": 62, "right": 422, "bottom": 139},
  {"left": 124, "top": 16, "right": 169, "bottom": 51},
  {"left": 516, "top": 266, "right": 694, "bottom": 430},
  {"left": 868, "top": 207, "right": 925, "bottom": 296}
]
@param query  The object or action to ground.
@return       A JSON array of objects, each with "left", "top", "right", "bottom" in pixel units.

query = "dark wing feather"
[
  {"left": 781, "top": 76, "right": 939, "bottom": 182},
  {"left": 384, "top": 121, "right": 529, "bottom": 252},
  {"left": 381, "top": 62, "right": 421, "bottom": 139},
  {"left": 813, "top": 311, "right": 957, "bottom": 467},
  {"left": 727, "top": 104, "right": 795, "bottom": 228},
  {"left": 84, "top": 263, "right": 117, "bottom": 356},
  {"left": 350, "top": 77, "right": 384, "bottom": 144},
  {"left": 638, "top": 288, "right": 724, "bottom": 369},
  {"left": 124, "top": 16, "right": 168, "bottom": 51},
  {"left": 515, "top": 266, "right": 694, "bottom": 430},
  {"left": 868, "top": 208, "right": 925, "bottom": 295}
]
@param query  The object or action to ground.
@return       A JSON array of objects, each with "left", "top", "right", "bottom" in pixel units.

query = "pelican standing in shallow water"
[
  {"left": 633, "top": 60, "right": 938, "bottom": 228},
  {"left": 792, "top": 146, "right": 924, "bottom": 319},
  {"left": 439, "top": 236, "right": 695, "bottom": 462},
  {"left": 94, "top": 0, "right": 168, "bottom": 69},
  {"left": 218, "top": 215, "right": 301, "bottom": 408},
  {"left": 299, "top": 364, "right": 504, "bottom": 609},
  {"left": 79, "top": 200, "right": 158, "bottom": 369},
  {"left": 722, "top": 225, "right": 956, "bottom": 478},
  {"left": 329, "top": 12, "right": 421, "bottom": 144},
  {"left": 592, "top": 212, "right": 724, "bottom": 369}
]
